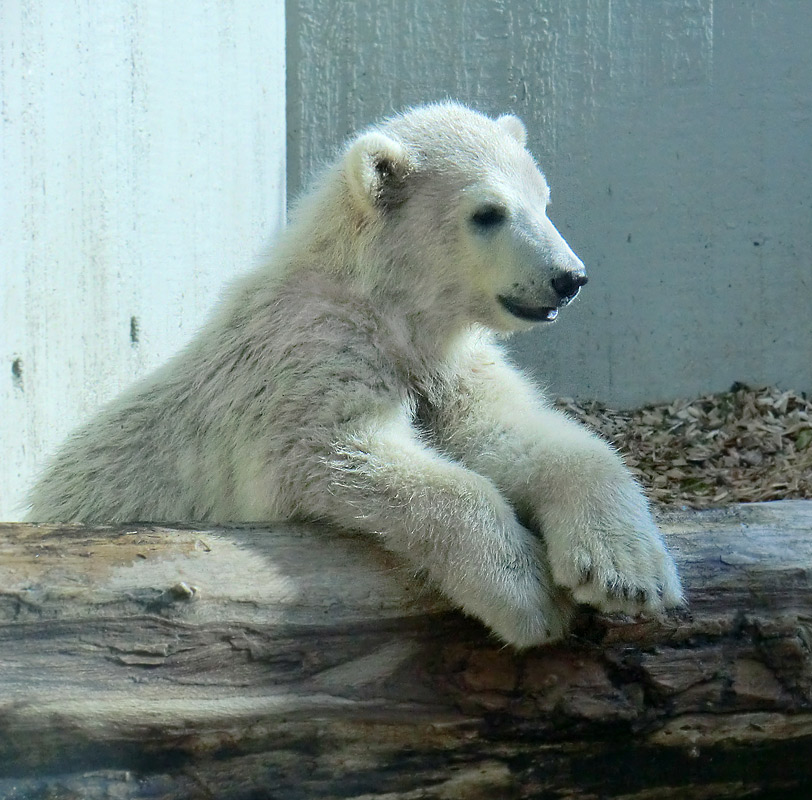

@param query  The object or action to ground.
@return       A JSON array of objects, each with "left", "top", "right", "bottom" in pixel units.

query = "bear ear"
[
  {"left": 344, "top": 131, "right": 412, "bottom": 212},
  {"left": 496, "top": 114, "right": 528, "bottom": 146}
]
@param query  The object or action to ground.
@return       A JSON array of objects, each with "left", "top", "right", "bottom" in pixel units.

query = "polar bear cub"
[{"left": 28, "top": 102, "right": 682, "bottom": 647}]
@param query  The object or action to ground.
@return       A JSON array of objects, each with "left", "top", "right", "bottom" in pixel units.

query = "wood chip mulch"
[{"left": 555, "top": 384, "right": 812, "bottom": 508}]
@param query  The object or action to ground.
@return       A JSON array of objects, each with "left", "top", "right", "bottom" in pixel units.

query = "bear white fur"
[{"left": 27, "top": 102, "right": 682, "bottom": 648}]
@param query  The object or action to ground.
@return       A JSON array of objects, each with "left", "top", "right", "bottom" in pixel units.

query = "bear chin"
[{"left": 497, "top": 296, "right": 559, "bottom": 322}]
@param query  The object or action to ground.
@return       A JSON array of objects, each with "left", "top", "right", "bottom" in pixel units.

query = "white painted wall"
[{"left": 0, "top": 0, "right": 286, "bottom": 520}]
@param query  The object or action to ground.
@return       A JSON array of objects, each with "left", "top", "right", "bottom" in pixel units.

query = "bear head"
[{"left": 341, "top": 102, "right": 587, "bottom": 334}]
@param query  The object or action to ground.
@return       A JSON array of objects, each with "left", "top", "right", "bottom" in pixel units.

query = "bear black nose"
[{"left": 551, "top": 271, "right": 588, "bottom": 302}]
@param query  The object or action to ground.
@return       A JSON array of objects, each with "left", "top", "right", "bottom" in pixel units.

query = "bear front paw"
[
  {"left": 442, "top": 530, "right": 575, "bottom": 649},
  {"left": 478, "top": 583, "right": 575, "bottom": 650},
  {"left": 542, "top": 491, "right": 684, "bottom": 616},
  {"left": 559, "top": 537, "right": 683, "bottom": 615}
]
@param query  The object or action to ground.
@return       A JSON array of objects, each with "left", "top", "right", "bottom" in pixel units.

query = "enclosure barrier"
[{"left": 2, "top": 501, "right": 811, "bottom": 798}]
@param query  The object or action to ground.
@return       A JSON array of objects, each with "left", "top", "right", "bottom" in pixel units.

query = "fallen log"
[{"left": 1, "top": 501, "right": 811, "bottom": 799}]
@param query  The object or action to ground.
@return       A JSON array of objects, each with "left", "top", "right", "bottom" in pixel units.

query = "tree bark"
[{"left": 1, "top": 501, "right": 811, "bottom": 799}]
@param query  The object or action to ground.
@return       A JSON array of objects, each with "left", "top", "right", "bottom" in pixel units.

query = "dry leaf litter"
[{"left": 555, "top": 384, "right": 812, "bottom": 508}]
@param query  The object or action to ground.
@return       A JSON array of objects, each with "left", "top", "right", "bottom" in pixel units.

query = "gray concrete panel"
[{"left": 287, "top": 0, "right": 811, "bottom": 406}]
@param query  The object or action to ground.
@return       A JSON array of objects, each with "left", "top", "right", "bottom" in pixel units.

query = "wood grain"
[{"left": 2, "top": 501, "right": 812, "bottom": 798}]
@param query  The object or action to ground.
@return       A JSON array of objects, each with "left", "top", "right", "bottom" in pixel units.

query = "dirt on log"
[{"left": 1, "top": 501, "right": 812, "bottom": 799}]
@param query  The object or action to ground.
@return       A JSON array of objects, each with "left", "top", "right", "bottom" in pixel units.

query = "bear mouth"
[{"left": 497, "top": 296, "right": 559, "bottom": 322}]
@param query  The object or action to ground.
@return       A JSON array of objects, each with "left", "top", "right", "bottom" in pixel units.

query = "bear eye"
[{"left": 470, "top": 205, "right": 507, "bottom": 230}]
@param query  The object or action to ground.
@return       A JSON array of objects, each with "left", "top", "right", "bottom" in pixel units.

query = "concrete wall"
[
  {"left": 287, "top": 0, "right": 812, "bottom": 408},
  {"left": 0, "top": 0, "right": 285, "bottom": 519}
]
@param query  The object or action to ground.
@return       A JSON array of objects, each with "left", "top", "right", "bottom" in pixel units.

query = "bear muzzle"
[
  {"left": 497, "top": 296, "right": 560, "bottom": 322},
  {"left": 551, "top": 270, "right": 588, "bottom": 305},
  {"left": 498, "top": 270, "right": 588, "bottom": 323}
]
